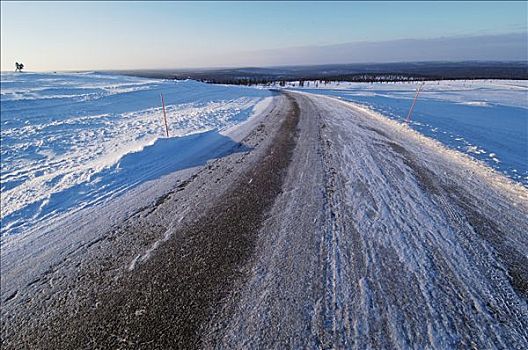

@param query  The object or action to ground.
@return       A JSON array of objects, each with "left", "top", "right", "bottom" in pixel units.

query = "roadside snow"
[
  {"left": 0, "top": 72, "right": 271, "bottom": 238},
  {"left": 288, "top": 79, "right": 528, "bottom": 109},
  {"left": 287, "top": 80, "right": 528, "bottom": 185}
]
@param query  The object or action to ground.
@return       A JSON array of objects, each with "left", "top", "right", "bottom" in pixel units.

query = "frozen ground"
[
  {"left": 289, "top": 80, "right": 528, "bottom": 185},
  {"left": 1, "top": 91, "right": 294, "bottom": 349},
  {"left": 0, "top": 72, "right": 271, "bottom": 238},
  {"left": 204, "top": 92, "right": 528, "bottom": 349},
  {"left": 1, "top": 89, "right": 527, "bottom": 349}
]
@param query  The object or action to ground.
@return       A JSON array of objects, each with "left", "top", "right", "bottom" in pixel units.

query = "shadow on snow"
[{"left": 2, "top": 130, "right": 251, "bottom": 237}]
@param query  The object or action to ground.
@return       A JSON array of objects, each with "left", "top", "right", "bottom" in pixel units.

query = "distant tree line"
[
  {"left": 195, "top": 73, "right": 435, "bottom": 86},
  {"left": 112, "top": 62, "right": 528, "bottom": 85}
]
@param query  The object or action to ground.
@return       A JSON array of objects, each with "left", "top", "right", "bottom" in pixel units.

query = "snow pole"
[
  {"left": 160, "top": 93, "right": 169, "bottom": 137},
  {"left": 405, "top": 82, "right": 425, "bottom": 124}
]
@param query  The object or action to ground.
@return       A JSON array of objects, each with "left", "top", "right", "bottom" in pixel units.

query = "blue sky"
[{"left": 1, "top": 1, "right": 526, "bottom": 71}]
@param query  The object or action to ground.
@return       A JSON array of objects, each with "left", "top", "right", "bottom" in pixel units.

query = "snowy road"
[
  {"left": 2, "top": 91, "right": 527, "bottom": 349},
  {"left": 205, "top": 92, "right": 528, "bottom": 349}
]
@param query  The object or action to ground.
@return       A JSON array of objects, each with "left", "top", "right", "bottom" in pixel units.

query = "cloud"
[{"left": 207, "top": 32, "right": 528, "bottom": 67}]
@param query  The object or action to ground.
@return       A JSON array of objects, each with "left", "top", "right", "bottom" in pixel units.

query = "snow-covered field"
[
  {"left": 290, "top": 80, "right": 528, "bottom": 185},
  {"left": 2, "top": 82, "right": 527, "bottom": 349},
  {"left": 1, "top": 72, "right": 271, "bottom": 238},
  {"left": 2, "top": 74, "right": 525, "bottom": 241}
]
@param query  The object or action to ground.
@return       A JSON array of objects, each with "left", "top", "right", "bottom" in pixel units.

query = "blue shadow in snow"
[
  {"left": 113, "top": 129, "right": 251, "bottom": 184},
  {"left": 2, "top": 130, "right": 252, "bottom": 237}
]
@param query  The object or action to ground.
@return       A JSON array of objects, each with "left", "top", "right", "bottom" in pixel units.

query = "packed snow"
[
  {"left": 201, "top": 92, "right": 528, "bottom": 349},
  {"left": 289, "top": 80, "right": 528, "bottom": 185},
  {"left": 1, "top": 72, "right": 271, "bottom": 238}
]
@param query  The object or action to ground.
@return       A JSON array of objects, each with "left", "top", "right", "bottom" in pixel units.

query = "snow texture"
[
  {"left": 204, "top": 91, "right": 528, "bottom": 349},
  {"left": 287, "top": 80, "right": 528, "bottom": 185},
  {"left": 1, "top": 72, "right": 270, "bottom": 238}
]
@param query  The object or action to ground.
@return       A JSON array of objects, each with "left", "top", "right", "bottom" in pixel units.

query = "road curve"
[
  {"left": 2, "top": 91, "right": 527, "bottom": 349},
  {"left": 204, "top": 92, "right": 528, "bottom": 349}
]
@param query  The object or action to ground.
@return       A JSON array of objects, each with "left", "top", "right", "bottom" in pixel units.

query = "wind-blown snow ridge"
[{"left": 1, "top": 72, "right": 270, "bottom": 238}]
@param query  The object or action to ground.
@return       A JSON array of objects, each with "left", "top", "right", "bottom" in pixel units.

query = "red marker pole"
[
  {"left": 405, "top": 83, "right": 424, "bottom": 124},
  {"left": 160, "top": 93, "right": 169, "bottom": 137}
]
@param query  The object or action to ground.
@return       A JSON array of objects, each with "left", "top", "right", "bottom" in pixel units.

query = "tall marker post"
[
  {"left": 405, "top": 82, "right": 425, "bottom": 124},
  {"left": 160, "top": 93, "right": 170, "bottom": 137}
]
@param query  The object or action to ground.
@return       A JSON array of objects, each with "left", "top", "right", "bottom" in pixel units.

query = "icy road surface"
[
  {"left": 1, "top": 91, "right": 527, "bottom": 349},
  {"left": 205, "top": 92, "right": 528, "bottom": 349}
]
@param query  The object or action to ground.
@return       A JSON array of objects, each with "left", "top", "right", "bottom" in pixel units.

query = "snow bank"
[
  {"left": 334, "top": 95, "right": 528, "bottom": 207},
  {"left": 288, "top": 80, "right": 528, "bottom": 185},
  {"left": 0, "top": 72, "right": 271, "bottom": 238}
]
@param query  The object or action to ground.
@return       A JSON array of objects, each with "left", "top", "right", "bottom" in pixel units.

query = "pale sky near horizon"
[{"left": 1, "top": 1, "right": 527, "bottom": 71}]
